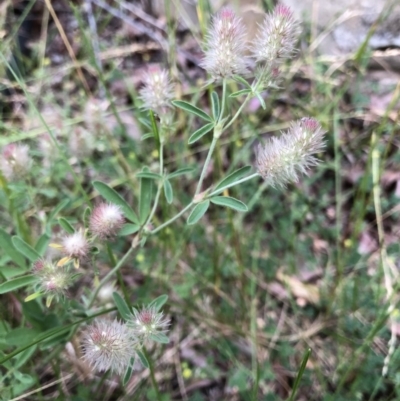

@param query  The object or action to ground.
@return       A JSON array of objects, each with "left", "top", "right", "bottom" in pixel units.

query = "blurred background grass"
[{"left": 1, "top": 0, "right": 400, "bottom": 400}]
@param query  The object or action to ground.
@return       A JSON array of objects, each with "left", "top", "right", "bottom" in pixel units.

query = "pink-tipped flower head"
[
  {"left": 58, "top": 230, "right": 89, "bottom": 268},
  {"left": 253, "top": 5, "right": 300, "bottom": 64},
  {"left": 139, "top": 66, "right": 174, "bottom": 115},
  {"left": 32, "top": 259, "right": 75, "bottom": 297},
  {"left": 128, "top": 306, "right": 170, "bottom": 341},
  {"left": 255, "top": 118, "right": 326, "bottom": 187},
  {"left": 201, "top": 7, "right": 249, "bottom": 80},
  {"left": 89, "top": 203, "right": 125, "bottom": 240},
  {"left": 82, "top": 319, "right": 137, "bottom": 376},
  {"left": 0, "top": 143, "right": 32, "bottom": 181}
]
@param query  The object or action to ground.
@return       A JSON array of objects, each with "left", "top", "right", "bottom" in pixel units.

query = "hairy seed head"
[
  {"left": 82, "top": 319, "right": 137, "bottom": 376},
  {"left": 253, "top": 5, "right": 300, "bottom": 64},
  {"left": 89, "top": 203, "right": 125, "bottom": 240},
  {"left": 201, "top": 7, "right": 248, "bottom": 80},
  {"left": 127, "top": 306, "right": 170, "bottom": 340},
  {"left": 255, "top": 118, "right": 326, "bottom": 187},
  {"left": 0, "top": 143, "right": 32, "bottom": 181}
]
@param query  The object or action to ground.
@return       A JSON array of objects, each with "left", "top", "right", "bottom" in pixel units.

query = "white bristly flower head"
[
  {"left": 0, "top": 143, "right": 32, "bottom": 181},
  {"left": 139, "top": 66, "right": 174, "bottom": 115},
  {"left": 127, "top": 306, "right": 170, "bottom": 341},
  {"left": 82, "top": 319, "right": 137, "bottom": 376},
  {"left": 89, "top": 203, "right": 125, "bottom": 240},
  {"left": 201, "top": 7, "right": 248, "bottom": 80},
  {"left": 255, "top": 117, "right": 326, "bottom": 187},
  {"left": 253, "top": 5, "right": 300, "bottom": 65}
]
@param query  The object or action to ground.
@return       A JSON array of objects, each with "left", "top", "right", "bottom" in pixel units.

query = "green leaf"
[
  {"left": 58, "top": 218, "right": 75, "bottom": 234},
  {"left": 232, "top": 75, "right": 252, "bottom": 89},
  {"left": 139, "top": 168, "right": 153, "bottom": 224},
  {"left": 24, "top": 292, "right": 43, "bottom": 302},
  {"left": 210, "top": 196, "right": 248, "bottom": 212},
  {"left": 123, "top": 356, "right": 135, "bottom": 385},
  {"left": 0, "top": 228, "right": 26, "bottom": 269},
  {"left": 141, "top": 133, "right": 154, "bottom": 141},
  {"left": 138, "top": 117, "right": 152, "bottom": 130},
  {"left": 136, "top": 172, "right": 161, "bottom": 180},
  {"left": 0, "top": 275, "right": 38, "bottom": 294},
  {"left": 113, "top": 292, "right": 131, "bottom": 321},
  {"left": 211, "top": 91, "right": 220, "bottom": 120},
  {"left": 47, "top": 199, "right": 69, "bottom": 225},
  {"left": 168, "top": 167, "right": 196, "bottom": 179},
  {"left": 92, "top": 181, "right": 139, "bottom": 225},
  {"left": 214, "top": 166, "right": 252, "bottom": 192},
  {"left": 149, "top": 294, "right": 168, "bottom": 311},
  {"left": 34, "top": 233, "right": 50, "bottom": 257},
  {"left": 187, "top": 201, "right": 210, "bottom": 225},
  {"left": 5, "top": 327, "right": 41, "bottom": 346},
  {"left": 136, "top": 350, "right": 149, "bottom": 368},
  {"left": 172, "top": 100, "right": 212, "bottom": 122},
  {"left": 12, "top": 237, "right": 41, "bottom": 262},
  {"left": 163, "top": 179, "right": 173, "bottom": 204},
  {"left": 149, "top": 333, "right": 170, "bottom": 344},
  {"left": 13, "top": 344, "right": 37, "bottom": 369},
  {"left": 255, "top": 92, "right": 266, "bottom": 109},
  {"left": 229, "top": 89, "right": 252, "bottom": 98},
  {"left": 188, "top": 123, "right": 215, "bottom": 144},
  {"left": 118, "top": 223, "right": 140, "bottom": 236}
]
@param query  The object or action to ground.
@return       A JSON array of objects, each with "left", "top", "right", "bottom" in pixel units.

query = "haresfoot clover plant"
[{"left": 1, "top": 3, "right": 327, "bottom": 385}]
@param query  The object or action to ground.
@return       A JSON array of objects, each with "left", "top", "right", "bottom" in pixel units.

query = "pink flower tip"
[{"left": 89, "top": 203, "right": 125, "bottom": 240}]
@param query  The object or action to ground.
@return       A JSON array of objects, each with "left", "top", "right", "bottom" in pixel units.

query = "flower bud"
[
  {"left": 128, "top": 306, "right": 170, "bottom": 340},
  {"left": 32, "top": 259, "right": 74, "bottom": 297},
  {"left": 255, "top": 118, "right": 326, "bottom": 187},
  {"left": 0, "top": 143, "right": 32, "bottom": 181},
  {"left": 82, "top": 319, "right": 137, "bottom": 376},
  {"left": 139, "top": 66, "right": 174, "bottom": 115},
  {"left": 55, "top": 230, "right": 90, "bottom": 268},
  {"left": 89, "top": 203, "right": 125, "bottom": 240},
  {"left": 253, "top": 5, "right": 300, "bottom": 64},
  {"left": 201, "top": 8, "right": 248, "bottom": 80}
]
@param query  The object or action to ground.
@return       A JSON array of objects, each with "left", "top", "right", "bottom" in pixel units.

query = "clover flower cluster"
[
  {"left": 81, "top": 307, "right": 170, "bottom": 376},
  {"left": 255, "top": 118, "right": 326, "bottom": 187},
  {"left": 0, "top": 143, "right": 32, "bottom": 181},
  {"left": 202, "top": 5, "right": 300, "bottom": 81},
  {"left": 139, "top": 66, "right": 175, "bottom": 115},
  {"left": 30, "top": 203, "right": 125, "bottom": 303}
]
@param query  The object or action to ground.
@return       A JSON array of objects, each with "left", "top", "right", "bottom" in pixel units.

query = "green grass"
[{"left": 1, "top": 1, "right": 400, "bottom": 400}]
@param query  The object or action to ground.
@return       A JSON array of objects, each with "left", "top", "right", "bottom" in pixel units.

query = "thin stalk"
[
  {"left": 149, "top": 202, "right": 194, "bottom": 235},
  {"left": 106, "top": 243, "right": 130, "bottom": 304},
  {"left": 195, "top": 136, "right": 218, "bottom": 196},
  {"left": 143, "top": 348, "right": 162, "bottom": 401},
  {"left": 223, "top": 91, "right": 252, "bottom": 131},
  {"left": 146, "top": 142, "right": 164, "bottom": 225},
  {"left": 209, "top": 173, "right": 259, "bottom": 197},
  {"left": 88, "top": 247, "right": 135, "bottom": 308}
]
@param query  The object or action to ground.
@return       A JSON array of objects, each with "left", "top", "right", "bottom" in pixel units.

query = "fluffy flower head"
[
  {"left": 0, "top": 143, "right": 32, "bottom": 180},
  {"left": 82, "top": 319, "right": 137, "bottom": 376},
  {"left": 128, "top": 306, "right": 170, "bottom": 340},
  {"left": 253, "top": 5, "right": 300, "bottom": 64},
  {"left": 139, "top": 66, "right": 174, "bottom": 115},
  {"left": 32, "top": 259, "right": 75, "bottom": 297},
  {"left": 89, "top": 203, "right": 125, "bottom": 239},
  {"left": 255, "top": 117, "right": 326, "bottom": 187},
  {"left": 201, "top": 7, "right": 248, "bottom": 80}
]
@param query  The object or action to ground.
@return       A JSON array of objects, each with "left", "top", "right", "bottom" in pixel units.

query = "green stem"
[
  {"left": 88, "top": 247, "right": 135, "bottom": 308},
  {"left": 219, "top": 79, "right": 227, "bottom": 122},
  {"left": 223, "top": 91, "right": 252, "bottom": 131},
  {"left": 143, "top": 348, "right": 162, "bottom": 401},
  {"left": 208, "top": 173, "right": 260, "bottom": 197},
  {"left": 195, "top": 136, "right": 218, "bottom": 196},
  {"left": 149, "top": 201, "right": 194, "bottom": 235}
]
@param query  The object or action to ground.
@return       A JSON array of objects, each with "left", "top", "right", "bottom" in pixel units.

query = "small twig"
[
  {"left": 90, "top": 0, "right": 168, "bottom": 51},
  {"left": 43, "top": 0, "right": 91, "bottom": 94}
]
